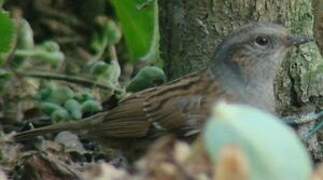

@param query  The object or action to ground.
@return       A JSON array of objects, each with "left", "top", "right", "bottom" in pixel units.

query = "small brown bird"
[{"left": 14, "top": 22, "right": 311, "bottom": 144}]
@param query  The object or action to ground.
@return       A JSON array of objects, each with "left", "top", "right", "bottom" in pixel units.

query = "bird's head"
[{"left": 211, "top": 22, "right": 312, "bottom": 87}]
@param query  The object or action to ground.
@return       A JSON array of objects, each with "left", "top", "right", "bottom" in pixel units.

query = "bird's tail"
[{"left": 14, "top": 111, "right": 108, "bottom": 141}]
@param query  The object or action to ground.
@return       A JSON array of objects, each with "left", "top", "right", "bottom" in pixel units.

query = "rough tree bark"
[
  {"left": 159, "top": 0, "right": 322, "bottom": 114},
  {"left": 159, "top": 0, "right": 323, "bottom": 159}
]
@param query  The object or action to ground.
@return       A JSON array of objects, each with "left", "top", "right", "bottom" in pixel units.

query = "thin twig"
[
  {"left": 16, "top": 71, "right": 122, "bottom": 92},
  {"left": 109, "top": 45, "right": 118, "bottom": 62},
  {"left": 304, "top": 119, "right": 323, "bottom": 141}
]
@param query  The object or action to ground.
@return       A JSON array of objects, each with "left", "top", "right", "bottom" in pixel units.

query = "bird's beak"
[{"left": 286, "top": 35, "right": 313, "bottom": 47}]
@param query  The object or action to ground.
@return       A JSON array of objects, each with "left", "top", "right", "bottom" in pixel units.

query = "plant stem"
[{"left": 16, "top": 71, "right": 122, "bottom": 92}]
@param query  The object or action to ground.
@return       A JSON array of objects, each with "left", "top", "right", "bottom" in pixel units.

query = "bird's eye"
[{"left": 255, "top": 36, "right": 269, "bottom": 46}]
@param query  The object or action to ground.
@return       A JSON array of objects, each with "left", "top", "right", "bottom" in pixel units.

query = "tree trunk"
[
  {"left": 159, "top": 0, "right": 323, "bottom": 159},
  {"left": 159, "top": 0, "right": 322, "bottom": 113}
]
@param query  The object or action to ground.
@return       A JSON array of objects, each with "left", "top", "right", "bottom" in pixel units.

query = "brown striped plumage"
[
  {"left": 92, "top": 70, "right": 229, "bottom": 138},
  {"left": 15, "top": 69, "right": 230, "bottom": 141},
  {"left": 14, "top": 23, "right": 312, "bottom": 147}
]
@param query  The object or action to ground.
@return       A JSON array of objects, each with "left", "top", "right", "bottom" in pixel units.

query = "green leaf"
[
  {"left": 81, "top": 100, "right": 102, "bottom": 114},
  {"left": 126, "top": 66, "right": 166, "bottom": 92},
  {"left": 96, "top": 17, "right": 122, "bottom": 46},
  {"left": 203, "top": 102, "right": 312, "bottom": 180},
  {"left": 74, "top": 91, "right": 95, "bottom": 103},
  {"left": 0, "top": 11, "right": 16, "bottom": 65},
  {"left": 90, "top": 61, "right": 110, "bottom": 76},
  {"left": 14, "top": 41, "right": 65, "bottom": 66},
  {"left": 44, "top": 86, "right": 74, "bottom": 105},
  {"left": 16, "top": 19, "right": 34, "bottom": 50},
  {"left": 40, "top": 102, "right": 65, "bottom": 116},
  {"left": 64, "top": 99, "right": 82, "bottom": 120},
  {"left": 51, "top": 108, "right": 69, "bottom": 123},
  {"left": 111, "top": 0, "right": 159, "bottom": 62}
]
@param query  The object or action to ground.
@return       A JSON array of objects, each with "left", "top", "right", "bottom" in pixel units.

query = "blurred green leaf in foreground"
[{"left": 203, "top": 102, "right": 312, "bottom": 180}]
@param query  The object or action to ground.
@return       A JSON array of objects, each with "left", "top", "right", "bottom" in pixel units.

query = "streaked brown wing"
[
  {"left": 86, "top": 95, "right": 151, "bottom": 138},
  {"left": 88, "top": 70, "right": 224, "bottom": 138},
  {"left": 145, "top": 95, "right": 211, "bottom": 137}
]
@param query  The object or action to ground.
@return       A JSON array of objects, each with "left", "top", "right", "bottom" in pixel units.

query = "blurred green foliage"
[
  {"left": 16, "top": 19, "right": 34, "bottom": 50},
  {"left": 0, "top": 69, "right": 11, "bottom": 93},
  {"left": 38, "top": 83, "right": 102, "bottom": 122},
  {"left": 91, "top": 17, "right": 121, "bottom": 60},
  {"left": 111, "top": 0, "right": 159, "bottom": 62},
  {"left": 0, "top": 10, "right": 15, "bottom": 65},
  {"left": 0, "top": 0, "right": 164, "bottom": 124},
  {"left": 15, "top": 41, "right": 65, "bottom": 67}
]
